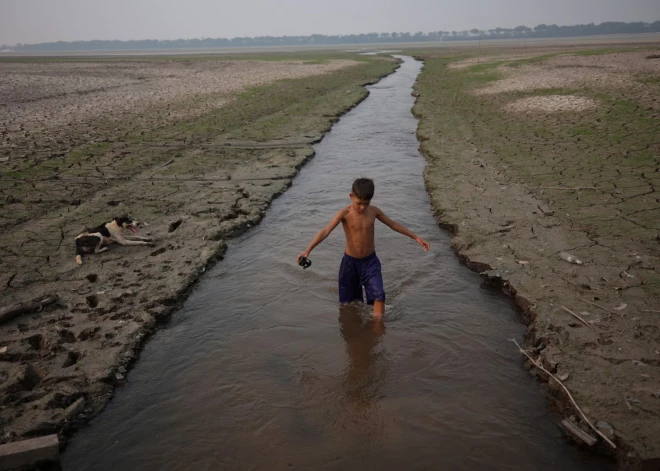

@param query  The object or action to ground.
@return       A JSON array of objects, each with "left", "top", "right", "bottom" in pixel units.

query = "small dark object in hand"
[{"left": 298, "top": 256, "right": 312, "bottom": 269}]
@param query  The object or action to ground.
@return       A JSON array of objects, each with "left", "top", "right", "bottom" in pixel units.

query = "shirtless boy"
[{"left": 296, "top": 178, "right": 430, "bottom": 319}]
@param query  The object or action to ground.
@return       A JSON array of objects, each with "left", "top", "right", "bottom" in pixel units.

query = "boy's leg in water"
[
  {"left": 362, "top": 254, "right": 385, "bottom": 320},
  {"left": 373, "top": 301, "right": 385, "bottom": 317}
]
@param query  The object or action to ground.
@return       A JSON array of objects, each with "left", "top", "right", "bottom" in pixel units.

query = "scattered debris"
[
  {"left": 516, "top": 260, "right": 529, "bottom": 266},
  {"left": 613, "top": 303, "right": 628, "bottom": 311},
  {"left": 559, "top": 252, "right": 583, "bottom": 265},
  {"left": 624, "top": 395, "right": 633, "bottom": 411},
  {"left": 558, "top": 372, "right": 570, "bottom": 381},
  {"left": 512, "top": 339, "right": 616, "bottom": 449},
  {"left": 632, "top": 360, "right": 647, "bottom": 367}
]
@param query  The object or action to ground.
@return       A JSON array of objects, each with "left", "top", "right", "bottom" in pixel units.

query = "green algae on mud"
[
  {"left": 413, "top": 47, "right": 659, "bottom": 467},
  {"left": 0, "top": 54, "right": 399, "bottom": 449}
]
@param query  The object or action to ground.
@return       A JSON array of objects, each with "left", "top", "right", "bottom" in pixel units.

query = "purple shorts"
[{"left": 338, "top": 252, "right": 385, "bottom": 305}]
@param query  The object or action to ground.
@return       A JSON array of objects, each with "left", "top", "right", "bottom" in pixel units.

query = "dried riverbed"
[{"left": 0, "top": 54, "right": 398, "bottom": 446}]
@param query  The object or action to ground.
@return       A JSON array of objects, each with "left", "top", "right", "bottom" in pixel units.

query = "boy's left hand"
[{"left": 415, "top": 236, "right": 430, "bottom": 251}]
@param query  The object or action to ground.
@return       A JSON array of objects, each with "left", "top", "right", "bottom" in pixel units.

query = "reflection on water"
[
  {"left": 62, "top": 57, "right": 611, "bottom": 471},
  {"left": 339, "top": 303, "right": 386, "bottom": 407}
]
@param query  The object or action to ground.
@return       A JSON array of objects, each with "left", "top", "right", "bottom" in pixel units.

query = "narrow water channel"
[{"left": 63, "top": 57, "right": 609, "bottom": 470}]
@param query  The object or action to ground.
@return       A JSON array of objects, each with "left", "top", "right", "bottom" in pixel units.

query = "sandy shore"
[
  {"left": 414, "top": 45, "right": 659, "bottom": 468},
  {"left": 0, "top": 55, "right": 398, "bottom": 449}
]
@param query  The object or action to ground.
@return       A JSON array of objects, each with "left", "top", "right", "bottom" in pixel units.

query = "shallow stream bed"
[{"left": 63, "top": 56, "right": 609, "bottom": 471}]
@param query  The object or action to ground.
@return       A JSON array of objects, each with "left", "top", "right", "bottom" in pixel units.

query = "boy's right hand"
[{"left": 296, "top": 251, "right": 310, "bottom": 264}]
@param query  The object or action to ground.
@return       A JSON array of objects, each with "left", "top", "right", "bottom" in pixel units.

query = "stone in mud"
[
  {"left": 64, "top": 397, "right": 85, "bottom": 420},
  {"left": 596, "top": 421, "right": 614, "bottom": 439}
]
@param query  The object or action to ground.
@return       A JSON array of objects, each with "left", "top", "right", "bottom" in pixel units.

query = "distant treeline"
[{"left": 3, "top": 21, "right": 660, "bottom": 52}]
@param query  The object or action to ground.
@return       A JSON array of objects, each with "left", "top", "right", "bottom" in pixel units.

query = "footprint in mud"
[
  {"left": 78, "top": 327, "right": 101, "bottom": 341},
  {"left": 8, "top": 364, "right": 45, "bottom": 391},
  {"left": 62, "top": 351, "right": 81, "bottom": 368},
  {"left": 58, "top": 329, "right": 76, "bottom": 343},
  {"left": 26, "top": 334, "right": 49, "bottom": 351},
  {"left": 86, "top": 295, "right": 98, "bottom": 308}
]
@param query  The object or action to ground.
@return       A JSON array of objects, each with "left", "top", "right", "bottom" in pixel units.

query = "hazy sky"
[{"left": 1, "top": 0, "right": 658, "bottom": 45}]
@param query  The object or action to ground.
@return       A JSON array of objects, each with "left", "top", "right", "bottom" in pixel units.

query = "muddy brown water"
[{"left": 63, "top": 57, "right": 610, "bottom": 470}]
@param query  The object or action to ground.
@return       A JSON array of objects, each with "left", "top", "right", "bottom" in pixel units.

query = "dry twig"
[
  {"left": 511, "top": 339, "right": 617, "bottom": 449},
  {"left": 561, "top": 306, "right": 595, "bottom": 331}
]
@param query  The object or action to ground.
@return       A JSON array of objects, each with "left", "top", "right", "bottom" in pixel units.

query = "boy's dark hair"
[{"left": 352, "top": 178, "right": 375, "bottom": 200}]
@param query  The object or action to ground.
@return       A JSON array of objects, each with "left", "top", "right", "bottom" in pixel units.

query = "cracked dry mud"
[
  {"left": 0, "top": 56, "right": 398, "bottom": 449},
  {"left": 415, "top": 46, "right": 659, "bottom": 468}
]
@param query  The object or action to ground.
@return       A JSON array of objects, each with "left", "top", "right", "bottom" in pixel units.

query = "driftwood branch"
[
  {"left": 511, "top": 339, "right": 616, "bottom": 449},
  {"left": 0, "top": 294, "right": 58, "bottom": 324},
  {"left": 577, "top": 296, "right": 624, "bottom": 319},
  {"left": 561, "top": 306, "right": 595, "bottom": 331},
  {"left": 561, "top": 419, "right": 597, "bottom": 446}
]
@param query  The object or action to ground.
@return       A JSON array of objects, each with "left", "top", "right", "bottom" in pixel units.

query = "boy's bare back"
[{"left": 340, "top": 204, "right": 377, "bottom": 259}]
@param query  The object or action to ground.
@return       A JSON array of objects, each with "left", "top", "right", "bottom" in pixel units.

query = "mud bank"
[
  {"left": 0, "top": 54, "right": 399, "bottom": 453},
  {"left": 413, "top": 46, "right": 659, "bottom": 469}
]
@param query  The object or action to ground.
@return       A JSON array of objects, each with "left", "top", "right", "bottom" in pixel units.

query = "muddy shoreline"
[{"left": 0, "top": 55, "right": 399, "bottom": 458}]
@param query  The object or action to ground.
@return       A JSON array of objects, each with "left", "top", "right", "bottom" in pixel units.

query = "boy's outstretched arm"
[
  {"left": 296, "top": 208, "right": 346, "bottom": 264},
  {"left": 375, "top": 207, "right": 430, "bottom": 251}
]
